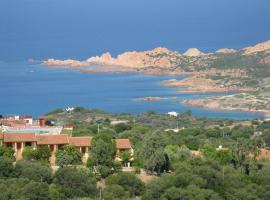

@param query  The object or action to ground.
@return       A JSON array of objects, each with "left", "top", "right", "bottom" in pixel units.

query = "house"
[
  {"left": 257, "top": 149, "right": 270, "bottom": 160},
  {"left": 69, "top": 136, "right": 92, "bottom": 164},
  {"left": 115, "top": 139, "right": 134, "bottom": 167},
  {"left": 0, "top": 132, "right": 133, "bottom": 166},
  {"left": 38, "top": 116, "right": 47, "bottom": 127},
  {"left": 3, "top": 132, "right": 36, "bottom": 160},
  {"left": 167, "top": 111, "right": 179, "bottom": 117},
  {"left": 19, "top": 115, "right": 33, "bottom": 125},
  {"left": 0, "top": 131, "right": 3, "bottom": 145}
]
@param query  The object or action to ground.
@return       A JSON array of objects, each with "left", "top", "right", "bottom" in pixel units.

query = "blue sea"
[
  {"left": 0, "top": 61, "right": 263, "bottom": 119},
  {"left": 0, "top": 0, "right": 269, "bottom": 119}
]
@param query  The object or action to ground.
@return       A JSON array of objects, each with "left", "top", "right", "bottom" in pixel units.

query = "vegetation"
[
  {"left": 3, "top": 108, "right": 270, "bottom": 199},
  {"left": 56, "top": 145, "right": 83, "bottom": 166}
]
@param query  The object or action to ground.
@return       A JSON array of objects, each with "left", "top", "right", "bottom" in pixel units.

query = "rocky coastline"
[{"left": 41, "top": 40, "right": 270, "bottom": 116}]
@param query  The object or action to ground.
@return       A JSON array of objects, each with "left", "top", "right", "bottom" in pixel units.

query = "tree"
[
  {"left": 103, "top": 185, "right": 129, "bottom": 200},
  {"left": 53, "top": 167, "right": 97, "bottom": 198},
  {"left": 22, "top": 181, "right": 51, "bottom": 200},
  {"left": 120, "top": 151, "right": 132, "bottom": 166},
  {"left": 56, "top": 145, "right": 82, "bottom": 166},
  {"left": 22, "top": 146, "right": 51, "bottom": 162},
  {"left": 0, "top": 146, "right": 15, "bottom": 160},
  {"left": 142, "top": 131, "right": 170, "bottom": 174},
  {"left": 106, "top": 172, "right": 145, "bottom": 197},
  {"left": 0, "top": 157, "right": 14, "bottom": 178},
  {"left": 90, "top": 133, "right": 116, "bottom": 167},
  {"left": 36, "top": 146, "right": 51, "bottom": 161},
  {"left": 22, "top": 146, "right": 36, "bottom": 161},
  {"left": 14, "top": 161, "right": 53, "bottom": 183}
]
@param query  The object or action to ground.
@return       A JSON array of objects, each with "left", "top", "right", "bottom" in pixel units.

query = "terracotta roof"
[
  {"left": 3, "top": 132, "right": 36, "bottom": 142},
  {"left": 38, "top": 116, "right": 47, "bottom": 120},
  {"left": 69, "top": 137, "right": 92, "bottom": 147},
  {"left": 116, "top": 139, "right": 131, "bottom": 149},
  {"left": 37, "top": 134, "right": 69, "bottom": 145},
  {"left": 0, "top": 131, "right": 3, "bottom": 140}
]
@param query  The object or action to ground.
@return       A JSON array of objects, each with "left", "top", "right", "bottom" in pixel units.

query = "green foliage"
[
  {"left": 56, "top": 145, "right": 82, "bottom": 167},
  {"left": 142, "top": 131, "right": 170, "bottom": 174},
  {"left": 165, "top": 145, "right": 191, "bottom": 168},
  {"left": 96, "top": 165, "right": 112, "bottom": 178},
  {"left": 22, "top": 146, "right": 51, "bottom": 162},
  {"left": 14, "top": 161, "right": 53, "bottom": 183},
  {"left": 53, "top": 167, "right": 97, "bottom": 198},
  {"left": 103, "top": 185, "right": 129, "bottom": 200},
  {"left": 0, "top": 157, "right": 14, "bottom": 178},
  {"left": 0, "top": 179, "right": 51, "bottom": 200},
  {"left": 120, "top": 150, "right": 132, "bottom": 166},
  {"left": 0, "top": 146, "right": 15, "bottom": 160},
  {"left": 106, "top": 172, "right": 145, "bottom": 197},
  {"left": 22, "top": 146, "right": 36, "bottom": 161},
  {"left": 90, "top": 133, "right": 116, "bottom": 168},
  {"left": 114, "top": 123, "right": 131, "bottom": 133},
  {"left": 46, "top": 108, "right": 64, "bottom": 115}
]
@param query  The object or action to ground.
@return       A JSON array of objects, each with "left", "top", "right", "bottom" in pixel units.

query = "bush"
[
  {"left": 0, "top": 157, "right": 14, "bottom": 178},
  {"left": 53, "top": 167, "right": 97, "bottom": 198},
  {"left": 22, "top": 146, "right": 51, "bottom": 162},
  {"left": 103, "top": 185, "right": 129, "bottom": 200},
  {"left": 56, "top": 145, "right": 82, "bottom": 166},
  {"left": 0, "top": 146, "right": 15, "bottom": 160},
  {"left": 22, "top": 147, "right": 36, "bottom": 161},
  {"left": 106, "top": 172, "right": 145, "bottom": 197},
  {"left": 97, "top": 165, "right": 113, "bottom": 178},
  {"left": 14, "top": 161, "right": 53, "bottom": 183}
]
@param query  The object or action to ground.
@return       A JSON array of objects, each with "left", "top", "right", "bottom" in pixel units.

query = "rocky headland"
[{"left": 42, "top": 40, "right": 270, "bottom": 115}]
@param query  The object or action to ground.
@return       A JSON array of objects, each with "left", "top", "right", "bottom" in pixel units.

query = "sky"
[{"left": 0, "top": 0, "right": 269, "bottom": 61}]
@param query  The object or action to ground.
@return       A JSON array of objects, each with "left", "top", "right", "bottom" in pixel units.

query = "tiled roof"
[
  {"left": 0, "top": 131, "right": 3, "bottom": 140},
  {"left": 3, "top": 132, "right": 36, "bottom": 142},
  {"left": 115, "top": 139, "right": 131, "bottom": 149},
  {"left": 38, "top": 116, "right": 47, "bottom": 120},
  {"left": 69, "top": 137, "right": 92, "bottom": 147},
  {"left": 37, "top": 134, "right": 69, "bottom": 145}
]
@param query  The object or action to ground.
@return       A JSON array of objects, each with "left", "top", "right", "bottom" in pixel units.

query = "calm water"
[
  {"left": 0, "top": 0, "right": 269, "bottom": 119},
  {"left": 0, "top": 61, "right": 263, "bottom": 119}
]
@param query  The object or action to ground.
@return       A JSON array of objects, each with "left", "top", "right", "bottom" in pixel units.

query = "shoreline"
[
  {"left": 182, "top": 98, "right": 269, "bottom": 116},
  {"left": 41, "top": 63, "right": 266, "bottom": 117}
]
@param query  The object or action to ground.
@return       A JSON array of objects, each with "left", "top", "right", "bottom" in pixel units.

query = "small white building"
[{"left": 167, "top": 111, "right": 179, "bottom": 117}]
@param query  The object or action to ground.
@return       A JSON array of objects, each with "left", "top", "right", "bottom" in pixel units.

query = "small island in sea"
[{"left": 43, "top": 40, "right": 270, "bottom": 116}]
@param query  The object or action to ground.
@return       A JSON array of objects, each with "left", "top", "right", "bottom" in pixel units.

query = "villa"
[{"left": 0, "top": 131, "right": 133, "bottom": 166}]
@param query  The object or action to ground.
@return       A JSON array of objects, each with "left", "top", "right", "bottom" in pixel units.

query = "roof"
[
  {"left": 3, "top": 132, "right": 36, "bottom": 142},
  {"left": 116, "top": 139, "right": 131, "bottom": 149},
  {"left": 38, "top": 116, "right": 47, "bottom": 120},
  {"left": 37, "top": 134, "right": 69, "bottom": 145},
  {"left": 19, "top": 115, "right": 32, "bottom": 119},
  {"left": 69, "top": 137, "right": 92, "bottom": 147}
]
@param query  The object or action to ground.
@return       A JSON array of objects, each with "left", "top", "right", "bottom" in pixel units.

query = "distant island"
[{"left": 43, "top": 40, "right": 270, "bottom": 116}]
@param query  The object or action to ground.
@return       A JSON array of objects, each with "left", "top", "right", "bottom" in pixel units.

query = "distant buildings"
[
  {"left": 167, "top": 111, "right": 179, "bottom": 117},
  {"left": 0, "top": 114, "right": 133, "bottom": 166},
  {"left": 0, "top": 132, "right": 133, "bottom": 166}
]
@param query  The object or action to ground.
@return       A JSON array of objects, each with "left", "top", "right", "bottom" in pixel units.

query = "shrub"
[
  {"left": 56, "top": 145, "right": 82, "bottom": 166},
  {"left": 0, "top": 146, "right": 15, "bottom": 160},
  {"left": 106, "top": 172, "right": 145, "bottom": 197}
]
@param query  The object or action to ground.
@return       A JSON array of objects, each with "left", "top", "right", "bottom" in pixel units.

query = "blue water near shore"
[
  {"left": 0, "top": 61, "right": 263, "bottom": 119},
  {"left": 0, "top": 1, "right": 269, "bottom": 119}
]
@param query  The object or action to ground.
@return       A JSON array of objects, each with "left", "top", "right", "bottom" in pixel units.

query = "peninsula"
[{"left": 43, "top": 40, "right": 270, "bottom": 115}]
